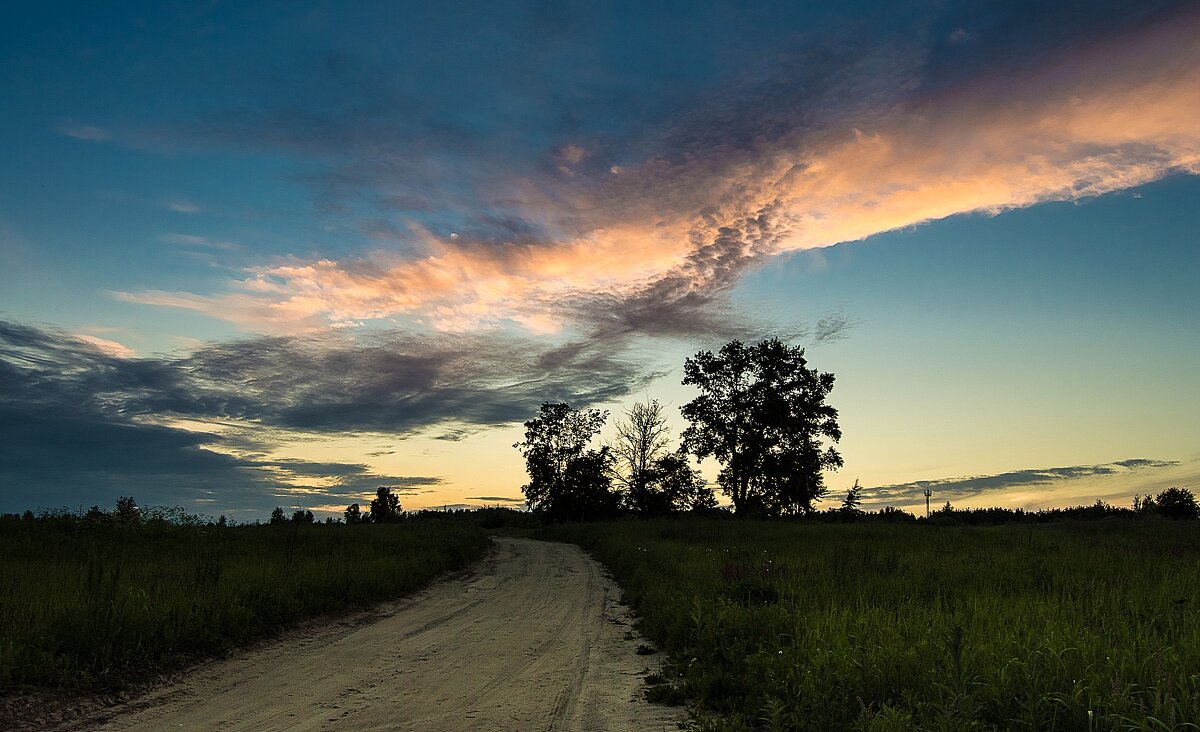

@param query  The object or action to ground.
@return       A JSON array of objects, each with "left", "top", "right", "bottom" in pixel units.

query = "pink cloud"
[{"left": 73, "top": 334, "right": 135, "bottom": 358}]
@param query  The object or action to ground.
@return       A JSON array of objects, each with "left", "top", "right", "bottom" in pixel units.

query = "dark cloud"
[
  {"left": 431, "top": 430, "right": 475, "bottom": 442},
  {"left": 563, "top": 200, "right": 820, "bottom": 345},
  {"left": 0, "top": 318, "right": 656, "bottom": 513},
  {"left": 179, "top": 329, "right": 654, "bottom": 432},
  {"left": 921, "top": 0, "right": 1188, "bottom": 90},
  {"left": 812, "top": 312, "right": 855, "bottom": 344},
  {"left": 1110, "top": 458, "right": 1173, "bottom": 470},
  {"left": 865, "top": 459, "right": 1180, "bottom": 505},
  {"left": 628, "top": 0, "right": 1189, "bottom": 173},
  {"left": 0, "top": 402, "right": 257, "bottom": 510},
  {"left": 465, "top": 496, "right": 524, "bottom": 503},
  {"left": 0, "top": 323, "right": 245, "bottom": 510},
  {"left": 266, "top": 458, "right": 441, "bottom": 492}
]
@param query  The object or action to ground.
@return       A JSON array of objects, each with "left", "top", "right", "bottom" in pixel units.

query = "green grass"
[
  {"left": 548, "top": 519, "right": 1200, "bottom": 731},
  {"left": 0, "top": 517, "right": 489, "bottom": 691}
]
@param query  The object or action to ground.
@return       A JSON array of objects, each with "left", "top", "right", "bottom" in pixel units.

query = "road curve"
[{"left": 76, "top": 538, "right": 681, "bottom": 732}]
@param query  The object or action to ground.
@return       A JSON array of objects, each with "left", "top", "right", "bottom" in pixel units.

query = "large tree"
[
  {"left": 681, "top": 338, "right": 842, "bottom": 516},
  {"left": 514, "top": 402, "right": 618, "bottom": 521}
]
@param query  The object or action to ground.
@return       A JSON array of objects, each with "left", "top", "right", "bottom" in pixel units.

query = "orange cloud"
[
  {"left": 764, "top": 12, "right": 1200, "bottom": 251},
  {"left": 125, "top": 10, "right": 1200, "bottom": 334},
  {"left": 73, "top": 333, "right": 136, "bottom": 358}
]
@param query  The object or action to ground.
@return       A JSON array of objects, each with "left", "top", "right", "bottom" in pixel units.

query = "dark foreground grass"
[
  {"left": 549, "top": 519, "right": 1200, "bottom": 731},
  {"left": 0, "top": 517, "right": 488, "bottom": 691}
]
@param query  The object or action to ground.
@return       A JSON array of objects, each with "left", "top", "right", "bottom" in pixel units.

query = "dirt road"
[{"left": 74, "top": 538, "right": 682, "bottom": 731}]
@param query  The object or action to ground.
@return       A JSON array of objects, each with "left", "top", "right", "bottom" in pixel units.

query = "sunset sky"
[{"left": 1, "top": 1, "right": 1197, "bottom": 518}]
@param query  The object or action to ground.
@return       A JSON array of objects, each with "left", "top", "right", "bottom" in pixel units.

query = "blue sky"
[{"left": 1, "top": 1, "right": 1197, "bottom": 517}]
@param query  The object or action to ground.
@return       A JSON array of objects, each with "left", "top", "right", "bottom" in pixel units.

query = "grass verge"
[
  {"left": 0, "top": 516, "right": 488, "bottom": 692},
  {"left": 547, "top": 518, "right": 1200, "bottom": 731}
]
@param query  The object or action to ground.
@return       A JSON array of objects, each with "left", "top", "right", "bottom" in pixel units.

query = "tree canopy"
[
  {"left": 681, "top": 338, "right": 841, "bottom": 516},
  {"left": 370, "top": 486, "right": 404, "bottom": 523},
  {"left": 1151, "top": 486, "right": 1198, "bottom": 520},
  {"left": 514, "top": 402, "right": 620, "bottom": 521},
  {"left": 512, "top": 340, "right": 839, "bottom": 521}
]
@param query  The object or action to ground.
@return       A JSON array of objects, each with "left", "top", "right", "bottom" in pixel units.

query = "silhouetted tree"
[
  {"left": 291, "top": 509, "right": 315, "bottom": 524},
  {"left": 840, "top": 479, "right": 863, "bottom": 517},
  {"left": 515, "top": 402, "right": 618, "bottom": 521},
  {"left": 876, "top": 506, "right": 917, "bottom": 523},
  {"left": 1155, "top": 487, "right": 1198, "bottom": 519},
  {"left": 681, "top": 338, "right": 842, "bottom": 516},
  {"left": 344, "top": 503, "right": 364, "bottom": 524},
  {"left": 115, "top": 496, "right": 140, "bottom": 525},
  {"left": 611, "top": 399, "right": 672, "bottom": 513},
  {"left": 269, "top": 506, "right": 287, "bottom": 525},
  {"left": 370, "top": 487, "right": 403, "bottom": 523},
  {"left": 557, "top": 446, "right": 623, "bottom": 521},
  {"left": 652, "top": 450, "right": 717, "bottom": 513}
]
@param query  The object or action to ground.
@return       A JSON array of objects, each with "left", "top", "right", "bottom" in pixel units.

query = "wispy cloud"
[
  {"left": 262, "top": 460, "right": 441, "bottom": 498},
  {"left": 865, "top": 459, "right": 1181, "bottom": 505},
  {"left": 57, "top": 123, "right": 111, "bottom": 141},
  {"left": 0, "top": 317, "right": 659, "bottom": 511},
  {"left": 72, "top": 333, "right": 135, "bottom": 358},
  {"left": 164, "top": 199, "right": 203, "bottom": 214},
  {"left": 0, "top": 320, "right": 478, "bottom": 512},
  {"left": 159, "top": 233, "right": 239, "bottom": 250}
]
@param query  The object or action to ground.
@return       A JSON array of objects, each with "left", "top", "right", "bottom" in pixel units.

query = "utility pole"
[{"left": 924, "top": 488, "right": 932, "bottom": 519}]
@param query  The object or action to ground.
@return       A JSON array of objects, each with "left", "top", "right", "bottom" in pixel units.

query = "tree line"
[
  {"left": 515, "top": 337, "right": 1200, "bottom": 524},
  {"left": 514, "top": 338, "right": 843, "bottom": 520}
]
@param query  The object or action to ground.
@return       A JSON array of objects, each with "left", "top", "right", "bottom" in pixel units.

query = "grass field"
[
  {"left": 549, "top": 519, "right": 1200, "bottom": 731},
  {"left": 0, "top": 515, "right": 489, "bottom": 691}
]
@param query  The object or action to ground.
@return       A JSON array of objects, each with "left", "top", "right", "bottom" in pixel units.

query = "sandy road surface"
[{"left": 72, "top": 538, "right": 682, "bottom": 732}]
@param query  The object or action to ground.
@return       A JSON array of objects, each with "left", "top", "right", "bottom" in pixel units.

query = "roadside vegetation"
[
  {"left": 8, "top": 333, "right": 1197, "bottom": 732},
  {"left": 550, "top": 517, "right": 1200, "bottom": 731},
  {"left": 0, "top": 496, "right": 488, "bottom": 693},
  {"left": 517, "top": 337, "right": 1199, "bottom": 729}
]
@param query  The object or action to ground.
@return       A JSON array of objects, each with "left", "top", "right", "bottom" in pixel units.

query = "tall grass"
[
  {"left": 0, "top": 517, "right": 489, "bottom": 691},
  {"left": 550, "top": 519, "right": 1200, "bottom": 731}
]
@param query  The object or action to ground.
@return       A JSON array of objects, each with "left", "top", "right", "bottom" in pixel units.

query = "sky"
[{"left": 1, "top": 0, "right": 1197, "bottom": 518}]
